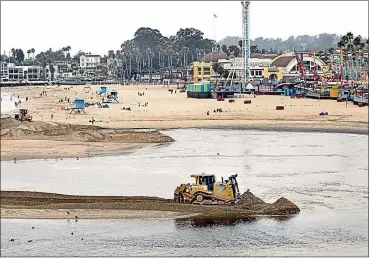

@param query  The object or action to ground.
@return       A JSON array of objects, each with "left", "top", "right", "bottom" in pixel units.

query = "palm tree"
[
  {"left": 66, "top": 46, "right": 71, "bottom": 56},
  {"left": 49, "top": 64, "right": 55, "bottom": 81},
  {"left": 182, "top": 47, "right": 189, "bottom": 81},
  {"left": 146, "top": 48, "right": 154, "bottom": 82},
  {"left": 135, "top": 49, "right": 142, "bottom": 81},
  {"left": 126, "top": 50, "right": 133, "bottom": 80},
  {"left": 346, "top": 32, "right": 354, "bottom": 49},
  {"left": 31, "top": 48, "right": 35, "bottom": 63},
  {"left": 10, "top": 48, "right": 15, "bottom": 62}
]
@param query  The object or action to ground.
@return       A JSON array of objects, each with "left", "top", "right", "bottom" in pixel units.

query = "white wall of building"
[{"left": 80, "top": 55, "right": 101, "bottom": 68}]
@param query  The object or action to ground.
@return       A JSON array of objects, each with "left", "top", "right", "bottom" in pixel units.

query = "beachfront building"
[
  {"left": 265, "top": 53, "right": 328, "bottom": 82},
  {"left": 23, "top": 66, "right": 42, "bottom": 81},
  {"left": 1, "top": 62, "right": 45, "bottom": 82},
  {"left": 80, "top": 54, "right": 101, "bottom": 69},
  {"left": 1, "top": 62, "right": 9, "bottom": 81},
  {"left": 219, "top": 54, "right": 277, "bottom": 81},
  {"left": 193, "top": 52, "right": 228, "bottom": 82},
  {"left": 8, "top": 63, "right": 24, "bottom": 81}
]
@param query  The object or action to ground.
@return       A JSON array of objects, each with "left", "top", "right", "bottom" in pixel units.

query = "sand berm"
[
  {"left": 1, "top": 116, "right": 174, "bottom": 161},
  {"left": 1, "top": 190, "right": 300, "bottom": 219}
]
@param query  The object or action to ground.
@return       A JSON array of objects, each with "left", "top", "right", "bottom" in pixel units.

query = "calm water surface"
[{"left": 1, "top": 129, "right": 368, "bottom": 256}]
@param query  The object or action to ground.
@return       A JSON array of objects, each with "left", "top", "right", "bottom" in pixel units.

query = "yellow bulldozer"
[
  {"left": 174, "top": 173, "right": 241, "bottom": 205},
  {"left": 14, "top": 109, "right": 32, "bottom": 122}
]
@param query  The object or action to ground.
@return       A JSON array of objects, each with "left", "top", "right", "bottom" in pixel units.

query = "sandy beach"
[
  {"left": 1, "top": 84, "right": 368, "bottom": 133},
  {"left": 1, "top": 84, "right": 368, "bottom": 160}
]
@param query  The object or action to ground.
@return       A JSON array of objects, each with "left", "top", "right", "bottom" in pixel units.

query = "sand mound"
[
  {"left": 236, "top": 190, "right": 300, "bottom": 215},
  {"left": 237, "top": 190, "right": 265, "bottom": 207},
  {"left": 0, "top": 117, "right": 174, "bottom": 144}
]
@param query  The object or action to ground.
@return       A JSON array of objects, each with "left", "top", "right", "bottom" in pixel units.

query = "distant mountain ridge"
[{"left": 218, "top": 33, "right": 365, "bottom": 51}]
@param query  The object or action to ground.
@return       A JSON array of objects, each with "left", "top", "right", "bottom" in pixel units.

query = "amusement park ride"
[{"left": 213, "top": 1, "right": 368, "bottom": 102}]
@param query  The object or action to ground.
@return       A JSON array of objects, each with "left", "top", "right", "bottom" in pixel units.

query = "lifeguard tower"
[
  {"left": 107, "top": 90, "right": 119, "bottom": 103},
  {"left": 70, "top": 98, "right": 86, "bottom": 114},
  {"left": 98, "top": 86, "right": 107, "bottom": 95}
]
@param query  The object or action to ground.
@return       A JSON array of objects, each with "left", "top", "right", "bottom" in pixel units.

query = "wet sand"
[
  {"left": 1, "top": 84, "right": 368, "bottom": 134},
  {"left": 1, "top": 208, "right": 196, "bottom": 219},
  {"left": 0, "top": 139, "right": 158, "bottom": 161}
]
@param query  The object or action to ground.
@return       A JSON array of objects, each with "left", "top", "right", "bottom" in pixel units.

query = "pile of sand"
[
  {"left": 237, "top": 190, "right": 265, "bottom": 207},
  {"left": 1, "top": 117, "right": 174, "bottom": 143},
  {"left": 236, "top": 190, "right": 300, "bottom": 215}
]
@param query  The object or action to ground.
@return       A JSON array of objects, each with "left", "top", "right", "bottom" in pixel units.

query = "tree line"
[{"left": 1, "top": 28, "right": 368, "bottom": 81}]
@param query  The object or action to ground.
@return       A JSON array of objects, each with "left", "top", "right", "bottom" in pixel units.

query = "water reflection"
[{"left": 175, "top": 215, "right": 295, "bottom": 228}]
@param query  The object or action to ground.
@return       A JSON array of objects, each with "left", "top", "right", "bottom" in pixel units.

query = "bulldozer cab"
[
  {"left": 19, "top": 109, "right": 28, "bottom": 115},
  {"left": 191, "top": 174, "right": 216, "bottom": 192}
]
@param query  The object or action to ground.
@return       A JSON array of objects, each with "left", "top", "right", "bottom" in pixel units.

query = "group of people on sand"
[
  {"left": 138, "top": 102, "right": 148, "bottom": 107},
  {"left": 205, "top": 108, "right": 224, "bottom": 116},
  {"left": 39, "top": 90, "right": 47, "bottom": 98}
]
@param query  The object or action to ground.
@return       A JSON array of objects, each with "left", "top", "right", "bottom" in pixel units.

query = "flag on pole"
[{"left": 214, "top": 13, "right": 217, "bottom": 18}]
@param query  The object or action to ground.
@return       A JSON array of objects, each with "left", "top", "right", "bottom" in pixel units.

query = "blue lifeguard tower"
[
  {"left": 107, "top": 90, "right": 119, "bottom": 103},
  {"left": 98, "top": 86, "right": 107, "bottom": 95},
  {"left": 70, "top": 98, "right": 86, "bottom": 114}
]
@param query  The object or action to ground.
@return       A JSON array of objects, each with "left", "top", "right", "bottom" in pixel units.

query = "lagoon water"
[{"left": 1, "top": 129, "right": 368, "bottom": 256}]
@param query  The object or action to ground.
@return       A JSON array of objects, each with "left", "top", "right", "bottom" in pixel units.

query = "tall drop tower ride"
[{"left": 241, "top": 1, "right": 250, "bottom": 86}]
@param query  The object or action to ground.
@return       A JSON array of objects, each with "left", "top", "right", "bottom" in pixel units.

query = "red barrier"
[
  {"left": 337, "top": 98, "right": 343, "bottom": 102},
  {"left": 276, "top": 106, "right": 284, "bottom": 110},
  {"left": 229, "top": 99, "right": 235, "bottom": 103},
  {"left": 244, "top": 100, "right": 251, "bottom": 104}
]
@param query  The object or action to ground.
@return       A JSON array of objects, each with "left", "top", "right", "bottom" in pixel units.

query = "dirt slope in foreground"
[{"left": 1, "top": 191, "right": 300, "bottom": 218}]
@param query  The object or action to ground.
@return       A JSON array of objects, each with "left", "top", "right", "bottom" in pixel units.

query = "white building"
[
  {"left": 24, "top": 66, "right": 42, "bottom": 81},
  {"left": 1, "top": 63, "right": 42, "bottom": 82},
  {"left": 218, "top": 54, "right": 277, "bottom": 80},
  {"left": 1, "top": 62, "right": 9, "bottom": 81},
  {"left": 80, "top": 54, "right": 101, "bottom": 69}
]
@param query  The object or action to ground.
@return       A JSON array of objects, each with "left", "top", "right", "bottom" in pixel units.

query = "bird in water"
[
  {"left": 67, "top": 211, "right": 70, "bottom": 215},
  {"left": 75, "top": 215, "right": 78, "bottom": 219},
  {"left": 76, "top": 157, "right": 79, "bottom": 160},
  {"left": 71, "top": 232, "right": 74, "bottom": 235},
  {"left": 28, "top": 240, "right": 32, "bottom": 243},
  {"left": 14, "top": 158, "right": 17, "bottom": 163},
  {"left": 31, "top": 227, "right": 35, "bottom": 229},
  {"left": 217, "top": 153, "right": 220, "bottom": 156}
]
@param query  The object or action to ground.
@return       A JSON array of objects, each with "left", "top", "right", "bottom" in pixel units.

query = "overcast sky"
[{"left": 1, "top": 1, "right": 368, "bottom": 56}]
